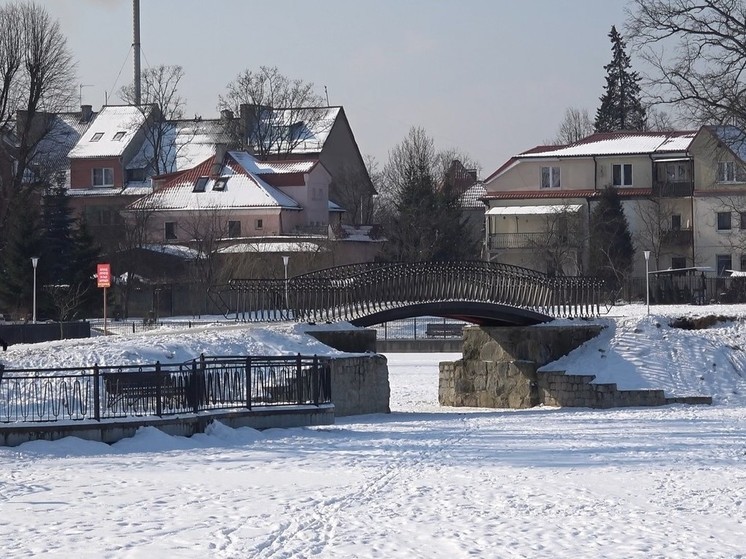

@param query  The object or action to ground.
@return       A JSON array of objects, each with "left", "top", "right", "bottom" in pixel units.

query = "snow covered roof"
[
  {"left": 31, "top": 111, "right": 95, "bottom": 181},
  {"left": 256, "top": 107, "right": 339, "bottom": 154},
  {"left": 69, "top": 105, "right": 148, "bottom": 159},
  {"left": 229, "top": 151, "right": 317, "bottom": 175},
  {"left": 127, "top": 118, "right": 232, "bottom": 174},
  {"left": 219, "top": 241, "right": 327, "bottom": 253},
  {"left": 460, "top": 183, "right": 487, "bottom": 208},
  {"left": 130, "top": 155, "right": 301, "bottom": 212},
  {"left": 515, "top": 131, "right": 697, "bottom": 159},
  {"left": 486, "top": 204, "right": 583, "bottom": 215},
  {"left": 142, "top": 244, "right": 199, "bottom": 260}
]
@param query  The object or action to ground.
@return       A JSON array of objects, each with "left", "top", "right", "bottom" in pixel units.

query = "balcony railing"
[
  {"left": 652, "top": 180, "right": 694, "bottom": 197},
  {"left": 488, "top": 232, "right": 578, "bottom": 250},
  {"left": 661, "top": 228, "right": 693, "bottom": 246}
]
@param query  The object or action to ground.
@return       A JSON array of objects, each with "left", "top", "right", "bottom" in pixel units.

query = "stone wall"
[
  {"left": 330, "top": 354, "right": 390, "bottom": 416},
  {"left": 439, "top": 325, "right": 711, "bottom": 409}
]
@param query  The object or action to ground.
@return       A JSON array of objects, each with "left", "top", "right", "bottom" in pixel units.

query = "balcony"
[
  {"left": 661, "top": 228, "right": 693, "bottom": 246},
  {"left": 652, "top": 180, "right": 694, "bottom": 197}
]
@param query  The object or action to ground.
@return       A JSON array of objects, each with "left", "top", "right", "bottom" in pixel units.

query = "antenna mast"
[{"left": 133, "top": 0, "right": 141, "bottom": 105}]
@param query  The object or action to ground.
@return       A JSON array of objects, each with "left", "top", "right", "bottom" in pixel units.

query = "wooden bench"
[
  {"left": 103, "top": 371, "right": 181, "bottom": 410},
  {"left": 425, "top": 323, "right": 464, "bottom": 338}
]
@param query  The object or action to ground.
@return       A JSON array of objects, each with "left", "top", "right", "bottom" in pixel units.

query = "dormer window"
[
  {"left": 112, "top": 131, "right": 126, "bottom": 141},
  {"left": 90, "top": 132, "right": 104, "bottom": 142},
  {"left": 213, "top": 177, "right": 228, "bottom": 191},
  {"left": 193, "top": 176, "right": 208, "bottom": 193}
]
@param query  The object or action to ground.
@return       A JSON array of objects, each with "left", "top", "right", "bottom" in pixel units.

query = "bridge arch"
[{"left": 227, "top": 260, "right": 606, "bottom": 325}]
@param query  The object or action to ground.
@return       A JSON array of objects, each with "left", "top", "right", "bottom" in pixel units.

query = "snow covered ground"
[{"left": 1, "top": 304, "right": 745, "bottom": 558}]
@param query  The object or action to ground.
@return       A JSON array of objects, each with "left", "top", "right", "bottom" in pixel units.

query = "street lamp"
[
  {"left": 31, "top": 256, "right": 39, "bottom": 324},
  {"left": 282, "top": 255, "right": 289, "bottom": 320},
  {"left": 643, "top": 250, "right": 651, "bottom": 316}
]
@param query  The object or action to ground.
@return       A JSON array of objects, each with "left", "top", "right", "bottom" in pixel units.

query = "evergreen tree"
[
  {"left": 0, "top": 192, "right": 45, "bottom": 318},
  {"left": 42, "top": 187, "right": 76, "bottom": 285},
  {"left": 68, "top": 218, "right": 101, "bottom": 317},
  {"left": 379, "top": 127, "right": 478, "bottom": 262},
  {"left": 594, "top": 26, "right": 647, "bottom": 132},
  {"left": 589, "top": 187, "right": 634, "bottom": 291}
]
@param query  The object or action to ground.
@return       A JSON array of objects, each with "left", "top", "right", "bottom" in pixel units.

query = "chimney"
[
  {"left": 80, "top": 105, "right": 93, "bottom": 123},
  {"left": 211, "top": 143, "right": 227, "bottom": 177},
  {"left": 239, "top": 103, "right": 272, "bottom": 152},
  {"left": 220, "top": 109, "right": 234, "bottom": 122}
]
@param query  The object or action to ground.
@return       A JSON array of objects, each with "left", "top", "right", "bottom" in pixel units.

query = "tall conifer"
[{"left": 595, "top": 26, "right": 647, "bottom": 132}]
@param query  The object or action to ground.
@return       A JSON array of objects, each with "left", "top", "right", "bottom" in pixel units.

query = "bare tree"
[
  {"left": 179, "top": 208, "right": 233, "bottom": 315},
  {"left": 532, "top": 205, "right": 587, "bottom": 276},
  {"left": 217, "top": 66, "right": 328, "bottom": 159},
  {"left": 117, "top": 204, "right": 156, "bottom": 318},
  {"left": 632, "top": 197, "right": 680, "bottom": 270},
  {"left": 46, "top": 283, "right": 89, "bottom": 324},
  {"left": 120, "top": 64, "right": 186, "bottom": 176},
  {"left": 627, "top": 0, "right": 746, "bottom": 127},
  {"left": 553, "top": 107, "right": 595, "bottom": 144},
  {"left": 0, "top": 1, "right": 76, "bottom": 239}
]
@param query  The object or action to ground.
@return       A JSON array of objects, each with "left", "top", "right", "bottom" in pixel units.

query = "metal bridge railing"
[
  {"left": 0, "top": 354, "right": 331, "bottom": 424},
  {"left": 226, "top": 260, "right": 607, "bottom": 323}
]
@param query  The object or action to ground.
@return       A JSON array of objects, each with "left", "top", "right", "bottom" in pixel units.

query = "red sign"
[{"left": 97, "top": 263, "right": 111, "bottom": 288}]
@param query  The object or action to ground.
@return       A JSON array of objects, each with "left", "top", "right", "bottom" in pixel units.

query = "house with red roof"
[{"left": 483, "top": 127, "right": 746, "bottom": 281}]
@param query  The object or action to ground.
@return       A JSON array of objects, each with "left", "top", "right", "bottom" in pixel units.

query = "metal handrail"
[{"left": 0, "top": 353, "right": 332, "bottom": 424}]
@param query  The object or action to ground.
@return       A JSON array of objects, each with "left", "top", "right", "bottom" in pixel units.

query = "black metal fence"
[
  {"left": 0, "top": 354, "right": 331, "bottom": 424},
  {"left": 620, "top": 275, "right": 746, "bottom": 305}
]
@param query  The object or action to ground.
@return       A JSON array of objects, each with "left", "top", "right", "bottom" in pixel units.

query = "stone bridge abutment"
[{"left": 438, "top": 325, "right": 711, "bottom": 408}]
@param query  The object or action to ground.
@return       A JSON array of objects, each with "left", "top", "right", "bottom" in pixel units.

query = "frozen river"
[{"left": 1, "top": 351, "right": 744, "bottom": 558}]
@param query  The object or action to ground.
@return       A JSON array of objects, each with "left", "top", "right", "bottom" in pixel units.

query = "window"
[
  {"left": 717, "top": 211, "right": 732, "bottom": 231},
  {"left": 671, "top": 214, "right": 682, "bottom": 231},
  {"left": 740, "top": 254, "right": 746, "bottom": 271},
  {"left": 717, "top": 161, "right": 746, "bottom": 183},
  {"left": 541, "top": 166, "right": 560, "bottom": 188},
  {"left": 112, "top": 131, "right": 126, "bottom": 141},
  {"left": 126, "top": 168, "right": 147, "bottom": 182},
  {"left": 671, "top": 256, "right": 687, "bottom": 269},
  {"left": 741, "top": 212, "right": 746, "bottom": 230},
  {"left": 193, "top": 177, "right": 208, "bottom": 193},
  {"left": 612, "top": 163, "right": 633, "bottom": 186},
  {"left": 92, "top": 167, "right": 114, "bottom": 187},
  {"left": 228, "top": 220, "right": 241, "bottom": 237},
  {"left": 90, "top": 132, "right": 104, "bottom": 142},
  {"left": 213, "top": 177, "right": 228, "bottom": 191},
  {"left": 255, "top": 219, "right": 263, "bottom": 230},
  {"left": 717, "top": 254, "right": 733, "bottom": 276},
  {"left": 666, "top": 162, "right": 689, "bottom": 181},
  {"left": 165, "top": 222, "right": 177, "bottom": 240}
]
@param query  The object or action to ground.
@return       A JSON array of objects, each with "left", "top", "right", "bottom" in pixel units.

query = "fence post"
[
  {"left": 245, "top": 356, "right": 252, "bottom": 409},
  {"left": 190, "top": 359, "right": 199, "bottom": 414},
  {"left": 199, "top": 353, "right": 206, "bottom": 408},
  {"left": 93, "top": 363, "right": 101, "bottom": 421},
  {"left": 296, "top": 353, "right": 303, "bottom": 405},
  {"left": 312, "top": 354, "right": 319, "bottom": 405},
  {"left": 155, "top": 361, "right": 163, "bottom": 417}
]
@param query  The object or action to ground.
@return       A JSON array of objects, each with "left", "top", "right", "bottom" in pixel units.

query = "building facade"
[{"left": 482, "top": 127, "right": 746, "bottom": 280}]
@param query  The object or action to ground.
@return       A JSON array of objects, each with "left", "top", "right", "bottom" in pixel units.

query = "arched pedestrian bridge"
[{"left": 227, "top": 261, "right": 607, "bottom": 327}]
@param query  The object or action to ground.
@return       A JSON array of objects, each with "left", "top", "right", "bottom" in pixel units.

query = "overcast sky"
[{"left": 32, "top": 0, "right": 630, "bottom": 177}]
